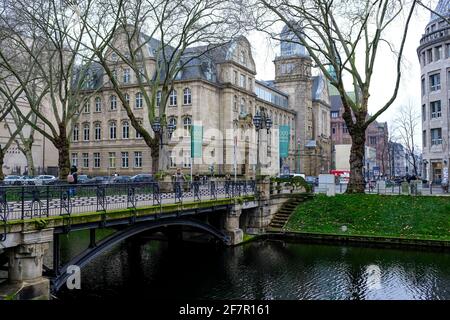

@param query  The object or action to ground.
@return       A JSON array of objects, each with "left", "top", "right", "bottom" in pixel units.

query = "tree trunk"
[
  {"left": 150, "top": 133, "right": 160, "bottom": 174},
  {"left": 55, "top": 123, "right": 71, "bottom": 179},
  {"left": 0, "top": 150, "right": 5, "bottom": 181},
  {"left": 24, "top": 148, "right": 35, "bottom": 176},
  {"left": 346, "top": 128, "right": 366, "bottom": 194}
]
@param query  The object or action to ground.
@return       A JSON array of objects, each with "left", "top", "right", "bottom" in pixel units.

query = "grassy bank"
[{"left": 285, "top": 194, "right": 450, "bottom": 241}]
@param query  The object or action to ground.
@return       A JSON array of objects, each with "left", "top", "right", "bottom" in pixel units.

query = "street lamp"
[
  {"left": 253, "top": 110, "right": 272, "bottom": 179},
  {"left": 423, "top": 159, "right": 431, "bottom": 194}
]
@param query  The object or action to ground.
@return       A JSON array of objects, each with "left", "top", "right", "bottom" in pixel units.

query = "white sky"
[{"left": 247, "top": 1, "right": 438, "bottom": 147}]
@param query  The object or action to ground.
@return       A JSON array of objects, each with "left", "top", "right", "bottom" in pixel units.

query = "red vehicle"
[{"left": 330, "top": 170, "right": 350, "bottom": 184}]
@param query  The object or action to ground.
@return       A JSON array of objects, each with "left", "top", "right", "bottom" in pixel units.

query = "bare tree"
[
  {"left": 79, "top": 0, "right": 241, "bottom": 172},
  {"left": 0, "top": 0, "right": 101, "bottom": 179},
  {"left": 393, "top": 102, "right": 420, "bottom": 176},
  {"left": 250, "top": 0, "right": 417, "bottom": 193}
]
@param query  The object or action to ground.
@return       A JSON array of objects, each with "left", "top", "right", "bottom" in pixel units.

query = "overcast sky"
[{"left": 248, "top": 1, "right": 438, "bottom": 148}]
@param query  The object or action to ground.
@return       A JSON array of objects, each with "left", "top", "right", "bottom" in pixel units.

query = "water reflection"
[{"left": 58, "top": 238, "right": 450, "bottom": 300}]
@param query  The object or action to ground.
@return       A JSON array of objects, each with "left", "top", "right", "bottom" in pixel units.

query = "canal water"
[{"left": 57, "top": 232, "right": 450, "bottom": 300}]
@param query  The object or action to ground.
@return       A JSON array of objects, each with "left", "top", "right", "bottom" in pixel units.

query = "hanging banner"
[
  {"left": 279, "top": 125, "right": 290, "bottom": 158},
  {"left": 191, "top": 125, "right": 203, "bottom": 158}
]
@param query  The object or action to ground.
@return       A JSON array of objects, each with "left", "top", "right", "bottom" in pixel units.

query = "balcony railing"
[{"left": 419, "top": 26, "right": 450, "bottom": 46}]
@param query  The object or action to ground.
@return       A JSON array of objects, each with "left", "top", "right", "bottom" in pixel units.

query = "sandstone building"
[{"left": 72, "top": 26, "right": 331, "bottom": 177}]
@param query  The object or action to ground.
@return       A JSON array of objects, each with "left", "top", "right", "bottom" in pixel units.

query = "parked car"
[
  {"left": 21, "top": 176, "right": 37, "bottom": 185},
  {"left": 87, "top": 176, "right": 111, "bottom": 185},
  {"left": 77, "top": 175, "right": 91, "bottom": 184},
  {"left": 34, "top": 175, "right": 57, "bottom": 185},
  {"left": 130, "top": 174, "right": 154, "bottom": 183},
  {"left": 111, "top": 176, "right": 131, "bottom": 184},
  {"left": 305, "top": 176, "right": 318, "bottom": 186},
  {"left": 3, "top": 175, "right": 24, "bottom": 185}
]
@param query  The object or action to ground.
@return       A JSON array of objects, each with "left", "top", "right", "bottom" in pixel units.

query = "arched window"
[
  {"left": 109, "top": 121, "right": 117, "bottom": 140},
  {"left": 94, "top": 122, "right": 101, "bottom": 140},
  {"left": 72, "top": 124, "right": 79, "bottom": 142},
  {"left": 169, "top": 90, "right": 177, "bottom": 106},
  {"left": 183, "top": 88, "right": 192, "bottom": 105},
  {"left": 240, "top": 98, "right": 246, "bottom": 114},
  {"left": 110, "top": 95, "right": 117, "bottom": 110},
  {"left": 183, "top": 117, "right": 192, "bottom": 136},
  {"left": 122, "top": 121, "right": 129, "bottom": 139},
  {"left": 233, "top": 95, "right": 238, "bottom": 111},
  {"left": 135, "top": 92, "right": 143, "bottom": 109},
  {"left": 83, "top": 123, "right": 90, "bottom": 141},
  {"left": 95, "top": 97, "right": 101, "bottom": 112}
]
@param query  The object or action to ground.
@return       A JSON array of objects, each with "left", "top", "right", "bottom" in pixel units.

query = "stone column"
[
  {"left": 0, "top": 229, "right": 53, "bottom": 300},
  {"left": 246, "top": 177, "right": 272, "bottom": 234},
  {"left": 224, "top": 204, "right": 243, "bottom": 246}
]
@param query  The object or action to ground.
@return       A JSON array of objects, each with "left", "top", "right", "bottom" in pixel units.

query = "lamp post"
[
  {"left": 253, "top": 110, "right": 272, "bottom": 180},
  {"left": 297, "top": 137, "right": 301, "bottom": 174},
  {"left": 151, "top": 117, "right": 175, "bottom": 172},
  {"left": 423, "top": 159, "right": 431, "bottom": 194}
]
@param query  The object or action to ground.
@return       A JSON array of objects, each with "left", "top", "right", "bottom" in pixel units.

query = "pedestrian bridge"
[{"left": 0, "top": 179, "right": 305, "bottom": 299}]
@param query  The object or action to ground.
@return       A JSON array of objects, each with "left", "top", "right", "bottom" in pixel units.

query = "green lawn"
[{"left": 285, "top": 194, "right": 450, "bottom": 241}]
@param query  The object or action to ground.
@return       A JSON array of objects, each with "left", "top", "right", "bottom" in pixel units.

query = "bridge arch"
[{"left": 52, "top": 219, "right": 230, "bottom": 292}]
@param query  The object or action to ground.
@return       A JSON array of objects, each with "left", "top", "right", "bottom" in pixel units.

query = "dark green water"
[{"left": 57, "top": 232, "right": 450, "bottom": 300}]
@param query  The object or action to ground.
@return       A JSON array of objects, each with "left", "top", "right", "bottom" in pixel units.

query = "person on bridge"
[
  {"left": 67, "top": 165, "right": 78, "bottom": 196},
  {"left": 173, "top": 168, "right": 185, "bottom": 200}
]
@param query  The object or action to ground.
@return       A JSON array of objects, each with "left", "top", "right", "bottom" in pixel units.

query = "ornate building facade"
[
  {"left": 72, "top": 26, "right": 331, "bottom": 177},
  {"left": 418, "top": 0, "right": 450, "bottom": 184}
]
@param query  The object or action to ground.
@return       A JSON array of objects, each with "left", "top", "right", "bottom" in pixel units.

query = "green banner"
[
  {"left": 191, "top": 125, "right": 203, "bottom": 158},
  {"left": 279, "top": 125, "right": 290, "bottom": 158}
]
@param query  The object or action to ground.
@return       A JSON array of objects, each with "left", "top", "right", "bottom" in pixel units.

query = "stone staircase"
[{"left": 267, "top": 194, "right": 313, "bottom": 233}]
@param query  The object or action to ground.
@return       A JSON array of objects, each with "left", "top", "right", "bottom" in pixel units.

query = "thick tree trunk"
[
  {"left": 150, "top": 133, "right": 160, "bottom": 174},
  {"left": 55, "top": 128, "right": 71, "bottom": 179},
  {"left": 24, "top": 148, "right": 35, "bottom": 176},
  {"left": 0, "top": 151, "right": 4, "bottom": 181},
  {"left": 346, "top": 129, "right": 366, "bottom": 194}
]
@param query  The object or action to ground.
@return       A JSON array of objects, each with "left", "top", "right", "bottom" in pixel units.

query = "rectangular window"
[
  {"left": 169, "top": 151, "right": 176, "bottom": 168},
  {"left": 121, "top": 152, "right": 129, "bottom": 168},
  {"left": 422, "top": 104, "right": 426, "bottom": 121},
  {"left": 430, "top": 101, "right": 442, "bottom": 118},
  {"left": 82, "top": 153, "right": 89, "bottom": 168},
  {"left": 447, "top": 44, "right": 450, "bottom": 59},
  {"left": 421, "top": 78, "right": 425, "bottom": 96},
  {"left": 332, "top": 127, "right": 336, "bottom": 134},
  {"left": 123, "top": 68, "right": 130, "bottom": 84},
  {"left": 134, "top": 151, "right": 142, "bottom": 168},
  {"left": 109, "top": 152, "right": 116, "bottom": 168},
  {"left": 240, "top": 74, "right": 246, "bottom": 88},
  {"left": 93, "top": 152, "right": 100, "bottom": 168},
  {"left": 422, "top": 52, "right": 426, "bottom": 65},
  {"left": 369, "top": 136, "right": 377, "bottom": 145},
  {"left": 343, "top": 124, "right": 348, "bottom": 134},
  {"left": 429, "top": 73, "right": 441, "bottom": 91},
  {"left": 431, "top": 128, "right": 442, "bottom": 145},
  {"left": 83, "top": 101, "right": 90, "bottom": 113},
  {"left": 427, "top": 49, "right": 433, "bottom": 63},
  {"left": 183, "top": 151, "right": 191, "bottom": 168},
  {"left": 233, "top": 70, "right": 238, "bottom": 85},
  {"left": 331, "top": 111, "right": 339, "bottom": 118},
  {"left": 71, "top": 153, "right": 78, "bottom": 167},
  {"left": 422, "top": 130, "right": 427, "bottom": 148},
  {"left": 435, "top": 46, "right": 442, "bottom": 60}
]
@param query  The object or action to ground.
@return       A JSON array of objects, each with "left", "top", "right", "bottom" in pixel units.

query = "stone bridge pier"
[{"left": 0, "top": 229, "right": 53, "bottom": 300}]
